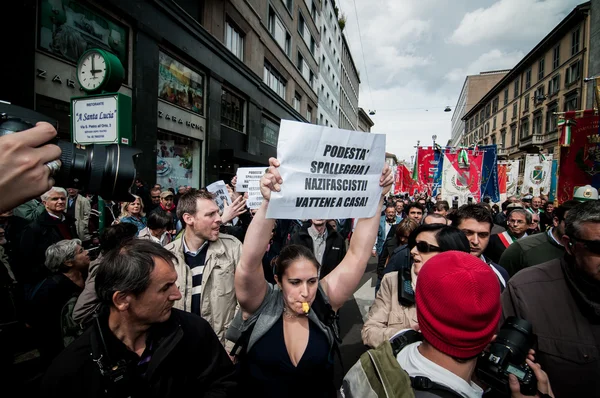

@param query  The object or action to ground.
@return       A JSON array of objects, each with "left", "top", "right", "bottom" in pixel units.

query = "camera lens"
[
  {"left": 495, "top": 316, "right": 535, "bottom": 365},
  {"left": 56, "top": 141, "right": 141, "bottom": 202},
  {"left": 0, "top": 105, "right": 140, "bottom": 202}
]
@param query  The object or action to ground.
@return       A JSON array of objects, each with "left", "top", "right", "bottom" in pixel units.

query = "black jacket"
[
  {"left": 18, "top": 212, "right": 78, "bottom": 284},
  {"left": 290, "top": 223, "right": 346, "bottom": 279},
  {"left": 40, "top": 309, "right": 237, "bottom": 398}
]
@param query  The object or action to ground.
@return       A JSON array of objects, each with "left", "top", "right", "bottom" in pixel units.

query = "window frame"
[{"left": 221, "top": 86, "right": 247, "bottom": 133}]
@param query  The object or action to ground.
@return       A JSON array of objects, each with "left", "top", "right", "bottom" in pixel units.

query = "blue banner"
[
  {"left": 549, "top": 159, "right": 558, "bottom": 202},
  {"left": 479, "top": 145, "right": 500, "bottom": 203},
  {"left": 432, "top": 149, "right": 444, "bottom": 197}
]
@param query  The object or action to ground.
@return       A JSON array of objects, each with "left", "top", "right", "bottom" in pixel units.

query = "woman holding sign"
[{"left": 228, "top": 157, "right": 393, "bottom": 397}]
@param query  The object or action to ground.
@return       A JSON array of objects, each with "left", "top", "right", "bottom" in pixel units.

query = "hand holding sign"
[
  {"left": 260, "top": 157, "right": 283, "bottom": 201},
  {"left": 380, "top": 164, "right": 394, "bottom": 196}
]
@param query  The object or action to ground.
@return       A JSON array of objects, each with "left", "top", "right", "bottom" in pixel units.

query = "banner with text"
[
  {"left": 247, "top": 180, "right": 263, "bottom": 210},
  {"left": 522, "top": 154, "right": 553, "bottom": 197},
  {"left": 431, "top": 149, "right": 444, "bottom": 197},
  {"left": 236, "top": 167, "right": 266, "bottom": 192},
  {"left": 206, "top": 180, "right": 232, "bottom": 212},
  {"left": 440, "top": 150, "right": 483, "bottom": 206},
  {"left": 266, "top": 121, "right": 386, "bottom": 219},
  {"left": 416, "top": 147, "right": 437, "bottom": 195}
]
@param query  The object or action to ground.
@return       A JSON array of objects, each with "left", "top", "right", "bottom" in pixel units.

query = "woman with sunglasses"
[{"left": 362, "top": 223, "right": 470, "bottom": 348}]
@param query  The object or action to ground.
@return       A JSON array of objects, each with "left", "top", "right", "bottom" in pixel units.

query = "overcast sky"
[{"left": 337, "top": 0, "right": 584, "bottom": 163}]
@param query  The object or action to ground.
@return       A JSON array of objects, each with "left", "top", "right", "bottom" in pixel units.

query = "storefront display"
[{"left": 157, "top": 131, "right": 201, "bottom": 190}]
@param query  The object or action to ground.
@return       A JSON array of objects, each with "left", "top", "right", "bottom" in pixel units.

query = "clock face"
[{"left": 77, "top": 51, "right": 107, "bottom": 92}]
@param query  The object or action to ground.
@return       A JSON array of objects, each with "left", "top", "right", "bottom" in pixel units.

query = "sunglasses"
[
  {"left": 571, "top": 237, "right": 600, "bottom": 255},
  {"left": 415, "top": 241, "right": 441, "bottom": 253}
]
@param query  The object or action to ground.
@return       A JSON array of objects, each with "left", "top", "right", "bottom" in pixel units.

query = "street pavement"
[{"left": 333, "top": 255, "right": 377, "bottom": 388}]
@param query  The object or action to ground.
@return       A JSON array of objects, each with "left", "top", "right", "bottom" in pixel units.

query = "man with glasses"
[
  {"left": 502, "top": 200, "right": 600, "bottom": 397},
  {"left": 453, "top": 204, "right": 509, "bottom": 291},
  {"left": 484, "top": 209, "right": 530, "bottom": 263},
  {"left": 500, "top": 200, "right": 579, "bottom": 277}
]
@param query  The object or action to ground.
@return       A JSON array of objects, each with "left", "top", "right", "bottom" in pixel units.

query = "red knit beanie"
[{"left": 415, "top": 251, "right": 501, "bottom": 359}]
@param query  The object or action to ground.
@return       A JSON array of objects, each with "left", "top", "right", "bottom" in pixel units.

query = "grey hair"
[
  {"left": 95, "top": 239, "right": 177, "bottom": 306},
  {"left": 507, "top": 208, "right": 532, "bottom": 224},
  {"left": 41, "top": 187, "right": 67, "bottom": 201},
  {"left": 45, "top": 239, "right": 82, "bottom": 273},
  {"left": 565, "top": 201, "right": 599, "bottom": 238}
]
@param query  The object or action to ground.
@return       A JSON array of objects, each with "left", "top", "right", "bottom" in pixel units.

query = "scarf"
[
  {"left": 161, "top": 203, "right": 176, "bottom": 212},
  {"left": 561, "top": 256, "right": 600, "bottom": 319}
]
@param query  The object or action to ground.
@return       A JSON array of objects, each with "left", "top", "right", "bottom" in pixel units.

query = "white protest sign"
[
  {"left": 266, "top": 120, "right": 386, "bottom": 220},
  {"left": 236, "top": 167, "right": 266, "bottom": 192},
  {"left": 247, "top": 180, "right": 263, "bottom": 209},
  {"left": 206, "top": 180, "right": 232, "bottom": 212}
]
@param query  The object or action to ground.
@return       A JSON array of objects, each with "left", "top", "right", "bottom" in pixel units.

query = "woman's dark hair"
[
  {"left": 147, "top": 210, "right": 173, "bottom": 230},
  {"left": 274, "top": 244, "right": 320, "bottom": 280},
  {"left": 408, "top": 223, "right": 470, "bottom": 253},
  {"left": 395, "top": 218, "right": 419, "bottom": 245},
  {"left": 99, "top": 223, "right": 138, "bottom": 254}
]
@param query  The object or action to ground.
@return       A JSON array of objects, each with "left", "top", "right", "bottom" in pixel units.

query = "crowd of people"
[{"left": 1, "top": 124, "right": 598, "bottom": 397}]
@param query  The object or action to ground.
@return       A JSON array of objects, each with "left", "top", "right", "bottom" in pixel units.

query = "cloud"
[
  {"left": 448, "top": 0, "right": 582, "bottom": 46},
  {"left": 445, "top": 49, "right": 524, "bottom": 81}
]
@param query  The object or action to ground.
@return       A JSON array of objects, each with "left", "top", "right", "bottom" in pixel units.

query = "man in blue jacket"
[{"left": 373, "top": 204, "right": 401, "bottom": 257}]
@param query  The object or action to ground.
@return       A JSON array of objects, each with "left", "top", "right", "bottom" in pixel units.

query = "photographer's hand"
[
  {"left": 0, "top": 122, "right": 61, "bottom": 213},
  {"left": 509, "top": 359, "right": 554, "bottom": 398}
]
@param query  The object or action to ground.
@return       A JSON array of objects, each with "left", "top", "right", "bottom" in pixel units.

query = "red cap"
[{"left": 416, "top": 251, "right": 501, "bottom": 359}]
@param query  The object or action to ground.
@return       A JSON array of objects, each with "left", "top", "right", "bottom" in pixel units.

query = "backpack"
[
  {"left": 390, "top": 331, "right": 462, "bottom": 398},
  {"left": 342, "top": 330, "right": 463, "bottom": 398}
]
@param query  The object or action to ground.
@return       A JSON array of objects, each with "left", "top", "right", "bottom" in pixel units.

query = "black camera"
[
  {"left": 0, "top": 102, "right": 140, "bottom": 201},
  {"left": 476, "top": 317, "right": 538, "bottom": 396}
]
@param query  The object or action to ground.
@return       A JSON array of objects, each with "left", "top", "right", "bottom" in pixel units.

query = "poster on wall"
[
  {"left": 158, "top": 52, "right": 205, "bottom": 115},
  {"left": 38, "top": 0, "right": 128, "bottom": 72},
  {"left": 156, "top": 139, "right": 194, "bottom": 190}
]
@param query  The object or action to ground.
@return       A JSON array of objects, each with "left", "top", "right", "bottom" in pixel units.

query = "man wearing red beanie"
[{"left": 342, "top": 251, "right": 553, "bottom": 398}]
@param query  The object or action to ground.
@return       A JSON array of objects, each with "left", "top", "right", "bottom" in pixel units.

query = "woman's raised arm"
[
  {"left": 321, "top": 164, "right": 393, "bottom": 311},
  {"left": 234, "top": 158, "right": 281, "bottom": 315}
]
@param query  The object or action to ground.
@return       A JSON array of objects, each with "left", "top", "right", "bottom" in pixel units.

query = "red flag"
[
  {"left": 498, "top": 163, "right": 507, "bottom": 196},
  {"left": 557, "top": 112, "right": 600, "bottom": 204}
]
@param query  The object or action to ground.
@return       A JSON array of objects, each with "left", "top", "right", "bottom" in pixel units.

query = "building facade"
[
  {"left": 3, "top": 0, "right": 325, "bottom": 190},
  {"left": 317, "top": 0, "right": 342, "bottom": 127},
  {"left": 358, "top": 108, "right": 374, "bottom": 132},
  {"left": 462, "top": 2, "right": 590, "bottom": 166},
  {"left": 339, "top": 33, "right": 360, "bottom": 130},
  {"left": 449, "top": 70, "right": 509, "bottom": 146}
]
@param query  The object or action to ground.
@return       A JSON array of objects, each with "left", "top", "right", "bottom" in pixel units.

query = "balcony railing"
[
  {"left": 497, "top": 148, "right": 508, "bottom": 157},
  {"left": 519, "top": 134, "right": 544, "bottom": 149},
  {"left": 507, "top": 145, "right": 520, "bottom": 154}
]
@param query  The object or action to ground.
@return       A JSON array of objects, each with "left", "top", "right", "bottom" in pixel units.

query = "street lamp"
[{"left": 432, "top": 135, "right": 437, "bottom": 147}]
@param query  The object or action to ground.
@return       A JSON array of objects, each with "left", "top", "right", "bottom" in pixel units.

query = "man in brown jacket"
[{"left": 502, "top": 200, "right": 600, "bottom": 398}]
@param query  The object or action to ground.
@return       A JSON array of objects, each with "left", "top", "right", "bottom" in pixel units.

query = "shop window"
[
  {"left": 221, "top": 88, "right": 245, "bottom": 132},
  {"left": 156, "top": 131, "right": 201, "bottom": 190},
  {"left": 158, "top": 52, "right": 205, "bottom": 115}
]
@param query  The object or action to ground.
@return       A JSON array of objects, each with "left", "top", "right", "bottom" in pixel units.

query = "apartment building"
[
  {"left": 317, "top": 0, "right": 343, "bottom": 127},
  {"left": 339, "top": 33, "right": 361, "bottom": 130},
  {"left": 462, "top": 2, "right": 590, "bottom": 165},
  {"left": 449, "top": 70, "right": 509, "bottom": 146}
]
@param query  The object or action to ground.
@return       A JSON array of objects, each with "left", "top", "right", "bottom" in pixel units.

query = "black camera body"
[
  {"left": 0, "top": 102, "right": 140, "bottom": 202},
  {"left": 476, "top": 317, "right": 538, "bottom": 396}
]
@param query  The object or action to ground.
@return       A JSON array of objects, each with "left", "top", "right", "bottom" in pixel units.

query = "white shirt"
[{"left": 396, "top": 341, "right": 484, "bottom": 398}]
